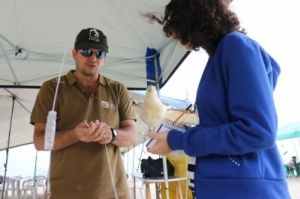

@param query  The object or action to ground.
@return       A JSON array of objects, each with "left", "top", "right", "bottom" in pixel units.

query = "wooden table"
[{"left": 132, "top": 172, "right": 186, "bottom": 199}]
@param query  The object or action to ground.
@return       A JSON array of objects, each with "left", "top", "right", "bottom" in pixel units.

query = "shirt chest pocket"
[{"left": 98, "top": 100, "right": 119, "bottom": 124}]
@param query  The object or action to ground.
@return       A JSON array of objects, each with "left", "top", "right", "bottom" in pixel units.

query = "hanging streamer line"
[
  {"left": 105, "top": 145, "right": 119, "bottom": 199},
  {"left": 45, "top": 42, "right": 70, "bottom": 198},
  {"left": 51, "top": 43, "right": 67, "bottom": 111}
]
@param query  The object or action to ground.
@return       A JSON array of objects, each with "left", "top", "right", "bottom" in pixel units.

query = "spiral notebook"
[{"left": 146, "top": 120, "right": 187, "bottom": 147}]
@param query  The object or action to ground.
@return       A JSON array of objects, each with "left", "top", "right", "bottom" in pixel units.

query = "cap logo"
[{"left": 89, "top": 29, "right": 100, "bottom": 42}]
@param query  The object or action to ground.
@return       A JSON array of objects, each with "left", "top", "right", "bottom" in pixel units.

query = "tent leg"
[{"left": 1, "top": 96, "right": 16, "bottom": 199}]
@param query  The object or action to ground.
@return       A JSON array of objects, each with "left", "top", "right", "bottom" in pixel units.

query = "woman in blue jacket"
[{"left": 146, "top": 0, "right": 291, "bottom": 198}]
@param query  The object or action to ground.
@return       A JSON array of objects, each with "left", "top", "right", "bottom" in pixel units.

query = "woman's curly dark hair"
[{"left": 145, "top": 0, "right": 245, "bottom": 56}]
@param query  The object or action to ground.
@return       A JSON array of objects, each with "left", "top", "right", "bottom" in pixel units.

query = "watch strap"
[{"left": 110, "top": 128, "right": 117, "bottom": 143}]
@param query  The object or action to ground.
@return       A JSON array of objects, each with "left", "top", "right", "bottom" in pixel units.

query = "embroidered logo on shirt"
[
  {"left": 101, "top": 100, "right": 116, "bottom": 111},
  {"left": 101, "top": 101, "right": 110, "bottom": 109}
]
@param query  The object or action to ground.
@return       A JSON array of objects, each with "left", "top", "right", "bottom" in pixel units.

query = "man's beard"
[{"left": 81, "top": 67, "right": 98, "bottom": 77}]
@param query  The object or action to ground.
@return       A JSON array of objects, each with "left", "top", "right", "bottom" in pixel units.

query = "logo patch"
[
  {"left": 101, "top": 100, "right": 110, "bottom": 109},
  {"left": 89, "top": 29, "right": 100, "bottom": 42},
  {"left": 101, "top": 100, "right": 116, "bottom": 110}
]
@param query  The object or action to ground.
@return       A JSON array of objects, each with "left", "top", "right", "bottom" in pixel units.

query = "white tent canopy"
[
  {"left": 0, "top": 88, "right": 35, "bottom": 149},
  {"left": 0, "top": 0, "right": 187, "bottom": 88},
  {"left": 0, "top": 0, "right": 189, "bottom": 149}
]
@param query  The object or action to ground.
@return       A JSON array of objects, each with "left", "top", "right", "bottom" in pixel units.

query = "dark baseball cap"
[{"left": 74, "top": 28, "right": 108, "bottom": 53}]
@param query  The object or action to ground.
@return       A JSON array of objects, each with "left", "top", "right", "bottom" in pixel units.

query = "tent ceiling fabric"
[
  {"left": 0, "top": 88, "right": 36, "bottom": 150},
  {"left": 0, "top": 0, "right": 188, "bottom": 89},
  {"left": 0, "top": 0, "right": 189, "bottom": 149}
]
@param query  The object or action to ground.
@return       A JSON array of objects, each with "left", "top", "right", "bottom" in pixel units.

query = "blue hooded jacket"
[{"left": 167, "top": 32, "right": 291, "bottom": 199}]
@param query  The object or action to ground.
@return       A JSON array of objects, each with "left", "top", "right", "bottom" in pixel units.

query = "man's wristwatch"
[{"left": 110, "top": 128, "right": 118, "bottom": 143}]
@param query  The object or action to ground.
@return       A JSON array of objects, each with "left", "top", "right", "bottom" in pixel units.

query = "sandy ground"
[{"left": 287, "top": 176, "right": 300, "bottom": 199}]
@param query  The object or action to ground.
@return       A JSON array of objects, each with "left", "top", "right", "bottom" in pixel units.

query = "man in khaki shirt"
[{"left": 31, "top": 27, "right": 137, "bottom": 199}]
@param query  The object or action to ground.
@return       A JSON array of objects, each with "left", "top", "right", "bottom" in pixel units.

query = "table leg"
[
  {"left": 133, "top": 176, "right": 136, "bottom": 199},
  {"left": 175, "top": 181, "right": 183, "bottom": 199},
  {"left": 155, "top": 183, "right": 160, "bottom": 198},
  {"left": 145, "top": 183, "right": 151, "bottom": 199}
]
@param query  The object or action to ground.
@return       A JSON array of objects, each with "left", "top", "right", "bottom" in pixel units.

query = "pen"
[{"left": 146, "top": 123, "right": 164, "bottom": 147}]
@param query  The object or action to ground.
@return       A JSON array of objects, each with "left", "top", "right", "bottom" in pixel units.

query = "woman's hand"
[{"left": 147, "top": 131, "right": 172, "bottom": 155}]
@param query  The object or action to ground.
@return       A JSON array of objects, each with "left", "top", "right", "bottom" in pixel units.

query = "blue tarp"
[{"left": 146, "top": 48, "right": 162, "bottom": 87}]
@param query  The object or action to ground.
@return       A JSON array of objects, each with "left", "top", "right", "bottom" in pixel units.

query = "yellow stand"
[{"left": 161, "top": 154, "right": 193, "bottom": 199}]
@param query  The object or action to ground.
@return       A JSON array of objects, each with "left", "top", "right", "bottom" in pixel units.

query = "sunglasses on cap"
[{"left": 78, "top": 49, "right": 106, "bottom": 59}]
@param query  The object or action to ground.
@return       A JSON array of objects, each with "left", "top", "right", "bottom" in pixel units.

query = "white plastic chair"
[
  {"left": 20, "top": 175, "right": 47, "bottom": 199},
  {"left": 0, "top": 176, "right": 20, "bottom": 199}
]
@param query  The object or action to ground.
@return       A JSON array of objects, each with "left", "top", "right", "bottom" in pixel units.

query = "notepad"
[{"left": 146, "top": 120, "right": 186, "bottom": 147}]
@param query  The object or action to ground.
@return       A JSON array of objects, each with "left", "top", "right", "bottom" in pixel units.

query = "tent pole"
[
  {"left": 154, "top": 52, "right": 170, "bottom": 199},
  {"left": 34, "top": 151, "right": 38, "bottom": 177},
  {"left": 293, "top": 139, "right": 300, "bottom": 161},
  {"left": 0, "top": 34, "right": 17, "bottom": 49},
  {"left": 0, "top": 42, "right": 20, "bottom": 84},
  {"left": 136, "top": 135, "right": 148, "bottom": 173},
  {"left": 1, "top": 96, "right": 16, "bottom": 199},
  {"left": 4, "top": 88, "right": 31, "bottom": 114},
  {"left": 31, "top": 150, "right": 38, "bottom": 199}
]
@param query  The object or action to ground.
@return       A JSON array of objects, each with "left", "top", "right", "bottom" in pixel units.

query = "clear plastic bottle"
[{"left": 44, "top": 110, "right": 57, "bottom": 150}]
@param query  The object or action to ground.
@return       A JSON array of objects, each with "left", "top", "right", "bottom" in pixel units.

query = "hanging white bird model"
[{"left": 139, "top": 85, "right": 167, "bottom": 129}]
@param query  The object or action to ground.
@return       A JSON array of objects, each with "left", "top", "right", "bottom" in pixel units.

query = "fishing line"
[
  {"left": 105, "top": 144, "right": 119, "bottom": 199},
  {"left": 84, "top": 121, "right": 119, "bottom": 199}
]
